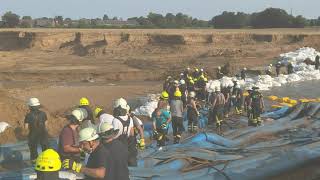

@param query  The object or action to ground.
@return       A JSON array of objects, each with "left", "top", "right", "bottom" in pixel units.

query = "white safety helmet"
[
  {"left": 200, "top": 68, "right": 204, "bottom": 72},
  {"left": 269, "top": 64, "right": 273, "bottom": 67},
  {"left": 235, "top": 84, "right": 241, "bottom": 89},
  {"left": 174, "top": 80, "right": 179, "bottom": 85},
  {"left": 243, "top": 67, "right": 247, "bottom": 70},
  {"left": 215, "top": 86, "right": 221, "bottom": 92},
  {"left": 28, "top": 98, "right": 40, "bottom": 107},
  {"left": 189, "top": 91, "right": 196, "bottom": 98},
  {"left": 79, "top": 127, "right": 99, "bottom": 142},
  {"left": 71, "top": 108, "right": 85, "bottom": 122},
  {"left": 187, "top": 67, "right": 190, "bottom": 71},
  {"left": 218, "top": 66, "right": 221, "bottom": 70},
  {"left": 232, "top": 77, "right": 237, "bottom": 82},
  {"left": 180, "top": 79, "right": 185, "bottom": 85},
  {"left": 180, "top": 73, "right": 184, "bottom": 76},
  {"left": 97, "top": 122, "right": 119, "bottom": 138},
  {"left": 113, "top": 98, "right": 130, "bottom": 111},
  {"left": 277, "top": 61, "right": 281, "bottom": 64}
]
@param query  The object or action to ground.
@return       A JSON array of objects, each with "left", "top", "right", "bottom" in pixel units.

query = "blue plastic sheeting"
[
  {"left": 261, "top": 106, "right": 290, "bottom": 119},
  {"left": 0, "top": 139, "right": 58, "bottom": 164},
  {"left": 182, "top": 133, "right": 236, "bottom": 148}
]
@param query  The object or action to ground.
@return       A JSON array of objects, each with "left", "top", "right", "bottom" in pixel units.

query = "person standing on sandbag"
[
  {"left": 315, "top": 55, "right": 320, "bottom": 70},
  {"left": 170, "top": 90, "right": 184, "bottom": 144},
  {"left": 287, "top": 62, "right": 294, "bottom": 74},
  {"left": 275, "top": 62, "right": 282, "bottom": 77},
  {"left": 265, "top": 64, "right": 273, "bottom": 76},
  {"left": 241, "top": 67, "right": 247, "bottom": 80},
  {"left": 24, "top": 98, "right": 49, "bottom": 164}
]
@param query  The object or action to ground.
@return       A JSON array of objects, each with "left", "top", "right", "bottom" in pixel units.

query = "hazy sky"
[{"left": 1, "top": 0, "right": 319, "bottom": 20}]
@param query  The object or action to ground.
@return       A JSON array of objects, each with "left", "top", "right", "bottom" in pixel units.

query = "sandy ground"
[{"left": 0, "top": 28, "right": 320, "bottom": 144}]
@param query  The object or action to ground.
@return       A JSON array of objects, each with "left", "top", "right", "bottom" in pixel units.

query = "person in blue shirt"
[{"left": 152, "top": 108, "right": 171, "bottom": 147}]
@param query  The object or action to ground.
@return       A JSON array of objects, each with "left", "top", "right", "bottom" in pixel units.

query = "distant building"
[
  {"left": 90, "top": 19, "right": 139, "bottom": 27},
  {"left": 20, "top": 19, "right": 34, "bottom": 28},
  {"left": 101, "top": 19, "right": 139, "bottom": 26},
  {"left": 34, "top": 18, "right": 55, "bottom": 27}
]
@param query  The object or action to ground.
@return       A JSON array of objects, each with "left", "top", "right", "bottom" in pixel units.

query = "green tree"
[
  {"left": 2, "top": 11, "right": 20, "bottom": 27},
  {"left": 251, "top": 8, "right": 292, "bottom": 28},
  {"left": 22, "top": 16, "right": 32, "bottom": 20},
  {"left": 292, "top": 15, "right": 307, "bottom": 28},
  {"left": 103, "top": 14, "right": 109, "bottom": 21},
  {"left": 211, "top": 11, "right": 250, "bottom": 28}
]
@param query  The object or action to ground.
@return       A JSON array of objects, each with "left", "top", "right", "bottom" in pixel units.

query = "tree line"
[{"left": 1, "top": 8, "right": 320, "bottom": 29}]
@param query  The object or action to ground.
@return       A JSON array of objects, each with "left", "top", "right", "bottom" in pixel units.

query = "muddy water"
[{"left": 265, "top": 80, "right": 320, "bottom": 99}]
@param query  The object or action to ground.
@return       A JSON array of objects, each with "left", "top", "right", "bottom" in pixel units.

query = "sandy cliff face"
[{"left": 1, "top": 30, "right": 320, "bottom": 53}]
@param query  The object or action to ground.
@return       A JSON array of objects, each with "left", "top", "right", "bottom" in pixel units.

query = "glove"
[
  {"left": 160, "top": 123, "right": 167, "bottom": 129},
  {"left": 139, "top": 139, "right": 145, "bottom": 150},
  {"left": 79, "top": 148, "right": 86, "bottom": 160},
  {"left": 63, "top": 159, "right": 82, "bottom": 173},
  {"left": 153, "top": 130, "right": 159, "bottom": 140}
]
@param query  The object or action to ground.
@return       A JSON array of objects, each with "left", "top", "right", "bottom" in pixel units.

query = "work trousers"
[{"left": 28, "top": 132, "right": 49, "bottom": 160}]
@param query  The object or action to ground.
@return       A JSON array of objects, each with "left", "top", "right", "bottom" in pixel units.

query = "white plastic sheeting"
[{"left": 0, "top": 122, "right": 10, "bottom": 133}]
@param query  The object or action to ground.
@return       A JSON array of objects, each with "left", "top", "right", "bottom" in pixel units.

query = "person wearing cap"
[
  {"left": 34, "top": 149, "right": 63, "bottom": 180},
  {"left": 169, "top": 80, "right": 180, "bottom": 101},
  {"left": 275, "top": 62, "right": 282, "bottom": 77},
  {"left": 211, "top": 86, "right": 225, "bottom": 134},
  {"left": 58, "top": 109, "right": 85, "bottom": 162},
  {"left": 99, "top": 123, "right": 129, "bottom": 180},
  {"left": 63, "top": 127, "right": 111, "bottom": 180},
  {"left": 241, "top": 68, "right": 247, "bottom": 80},
  {"left": 170, "top": 90, "right": 184, "bottom": 144},
  {"left": 248, "top": 86, "right": 265, "bottom": 126},
  {"left": 24, "top": 98, "right": 49, "bottom": 163}
]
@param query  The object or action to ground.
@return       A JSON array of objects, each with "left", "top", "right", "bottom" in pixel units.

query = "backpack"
[{"left": 31, "top": 110, "right": 46, "bottom": 133}]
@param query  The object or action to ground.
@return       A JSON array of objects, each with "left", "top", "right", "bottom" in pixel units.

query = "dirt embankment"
[
  {"left": 0, "top": 28, "right": 320, "bottom": 144},
  {"left": 0, "top": 29, "right": 320, "bottom": 82}
]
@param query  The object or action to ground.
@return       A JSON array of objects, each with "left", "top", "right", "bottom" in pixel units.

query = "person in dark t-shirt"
[
  {"left": 63, "top": 127, "right": 111, "bottom": 180},
  {"left": 24, "top": 98, "right": 49, "bottom": 162},
  {"left": 98, "top": 122, "right": 130, "bottom": 180}
]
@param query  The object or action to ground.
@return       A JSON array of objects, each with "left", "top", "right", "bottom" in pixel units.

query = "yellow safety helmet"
[
  {"left": 79, "top": 97, "right": 89, "bottom": 106},
  {"left": 195, "top": 68, "right": 199, "bottom": 72},
  {"left": 160, "top": 91, "right": 169, "bottom": 100},
  {"left": 203, "top": 77, "right": 208, "bottom": 82},
  {"left": 94, "top": 107, "right": 103, "bottom": 117},
  {"left": 174, "top": 90, "right": 182, "bottom": 97},
  {"left": 35, "top": 149, "right": 61, "bottom": 172}
]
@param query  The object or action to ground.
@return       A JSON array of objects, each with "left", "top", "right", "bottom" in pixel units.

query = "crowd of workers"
[
  {"left": 25, "top": 97, "right": 143, "bottom": 179},
  {"left": 24, "top": 56, "right": 320, "bottom": 179}
]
